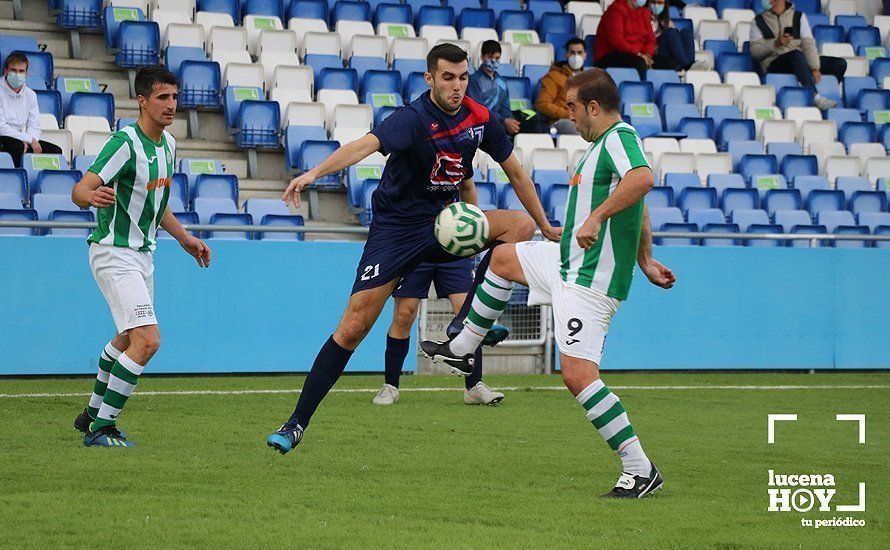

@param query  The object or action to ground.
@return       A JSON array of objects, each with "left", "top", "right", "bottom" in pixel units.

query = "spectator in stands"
[
  {"left": 0, "top": 52, "right": 62, "bottom": 166},
  {"left": 536, "top": 38, "right": 587, "bottom": 135},
  {"left": 467, "top": 40, "right": 542, "bottom": 135},
  {"left": 593, "top": 0, "right": 656, "bottom": 79},
  {"left": 750, "top": 0, "right": 846, "bottom": 111},
  {"left": 648, "top": 0, "right": 709, "bottom": 71}
]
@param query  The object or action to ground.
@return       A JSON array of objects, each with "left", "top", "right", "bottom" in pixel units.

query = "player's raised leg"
[
  {"left": 74, "top": 333, "right": 129, "bottom": 434},
  {"left": 268, "top": 279, "right": 400, "bottom": 453},
  {"left": 374, "top": 296, "right": 419, "bottom": 405}
]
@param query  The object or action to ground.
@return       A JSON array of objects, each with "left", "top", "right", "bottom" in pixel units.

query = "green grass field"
[{"left": 0, "top": 372, "right": 887, "bottom": 549}]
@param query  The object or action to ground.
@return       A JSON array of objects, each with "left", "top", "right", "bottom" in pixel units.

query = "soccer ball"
[{"left": 435, "top": 202, "right": 490, "bottom": 258}]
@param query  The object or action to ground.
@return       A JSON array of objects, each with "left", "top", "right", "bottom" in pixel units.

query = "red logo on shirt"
[
  {"left": 430, "top": 122, "right": 439, "bottom": 131},
  {"left": 429, "top": 152, "right": 464, "bottom": 188}
]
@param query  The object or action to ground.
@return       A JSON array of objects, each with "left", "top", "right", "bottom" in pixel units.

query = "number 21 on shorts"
[{"left": 361, "top": 264, "right": 380, "bottom": 281}]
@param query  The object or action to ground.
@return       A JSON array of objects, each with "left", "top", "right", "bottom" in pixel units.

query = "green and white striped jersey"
[
  {"left": 560, "top": 121, "right": 648, "bottom": 301},
  {"left": 87, "top": 124, "right": 175, "bottom": 252}
]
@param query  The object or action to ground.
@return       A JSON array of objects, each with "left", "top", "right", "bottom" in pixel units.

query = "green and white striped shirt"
[
  {"left": 560, "top": 121, "right": 648, "bottom": 301},
  {"left": 87, "top": 124, "right": 175, "bottom": 252}
]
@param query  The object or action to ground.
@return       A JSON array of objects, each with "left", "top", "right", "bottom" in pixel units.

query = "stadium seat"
[
  {"left": 179, "top": 60, "right": 222, "bottom": 109},
  {"left": 243, "top": 14, "right": 285, "bottom": 55},
  {"left": 663, "top": 103, "right": 701, "bottom": 133},
  {"left": 301, "top": 140, "right": 342, "bottom": 186},
  {"left": 36, "top": 90, "right": 63, "bottom": 125},
  {"left": 781, "top": 155, "right": 818, "bottom": 183},
  {"left": 0, "top": 169, "right": 27, "bottom": 206},
  {"left": 375, "top": 3, "right": 411, "bottom": 25},
  {"left": 236, "top": 101, "right": 280, "bottom": 148},
  {"left": 839, "top": 121, "right": 877, "bottom": 150},
  {"left": 843, "top": 76, "right": 877, "bottom": 110},
  {"left": 31, "top": 193, "right": 78, "bottom": 221},
  {"left": 459, "top": 8, "right": 495, "bottom": 32},
  {"left": 55, "top": 77, "right": 100, "bottom": 114},
  {"left": 498, "top": 10, "right": 534, "bottom": 34},
  {"left": 208, "top": 212, "right": 252, "bottom": 240},
  {"left": 0, "top": 208, "right": 38, "bottom": 236},
  {"left": 624, "top": 103, "right": 663, "bottom": 139},
  {"left": 191, "top": 173, "right": 238, "bottom": 208},
  {"left": 806, "top": 187, "right": 846, "bottom": 217},
  {"left": 720, "top": 187, "right": 758, "bottom": 215},
  {"left": 103, "top": 5, "right": 146, "bottom": 50},
  {"left": 664, "top": 172, "right": 701, "bottom": 195},
  {"left": 287, "top": 0, "right": 327, "bottom": 20},
  {"left": 417, "top": 5, "right": 454, "bottom": 27},
  {"left": 199, "top": 0, "right": 240, "bottom": 22},
  {"left": 67, "top": 92, "right": 115, "bottom": 127},
  {"left": 727, "top": 140, "right": 762, "bottom": 171},
  {"left": 46, "top": 209, "right": 93, "bottom": 238},
  {"left": 116, "top": 21, "right": 160, "bottom": 67},
  {"left": 499, "top": 183, "right": 541, "bottom": 210},
  {"left": 677, "top": 187, "right": 718, "bottom": 214},
  {"left": 193, "top": 197, "right": 237, "bottom": 224},
  {"left": 58, "top": 0, "right": 103, "bottom": 30},
  {"left": 777, "top": 86, "right": 814, "bottom": 111},
  {"left": 646, "top": 186, "right": 674, "bottom": 209},
  {"left": 716, "top": 119, "right": 755, "bottom": 150},
  {"left": 284, "top": 125, "right": 327, "bottom": 172},
  {"left": 243, "top": 0, "right": 284, "bottom": 19},
  {"left": 764, "top": 189, "right": 802, "bottom": 217},
  {"left": 166, "top": 45, "right": 207, "bottom": 76}
]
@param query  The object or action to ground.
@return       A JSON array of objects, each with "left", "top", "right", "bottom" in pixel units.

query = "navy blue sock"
[
  {"left": 289, "top": 336, "right": 353, "bottom": 428},
  {"left": 384, "top": 335, "right": 410, "bottom": 388},
  {"left": 447, "top": 241, "right": 504, "bottom": 337},
  {"left": 465, "top": 346, "right": 483, "bottom": 390}
]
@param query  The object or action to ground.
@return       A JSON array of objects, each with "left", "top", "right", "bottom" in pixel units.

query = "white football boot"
[
  {"left": 372, "top": 384, "right": 399, "bottom": 405},
  {"left": 463, "top": 382, "right": 504, "bottom": 405}
]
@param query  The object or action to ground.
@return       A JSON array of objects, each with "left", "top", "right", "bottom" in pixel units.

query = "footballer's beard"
[{"left": 434, "top": 88, "right": 463, "bottom": 115}]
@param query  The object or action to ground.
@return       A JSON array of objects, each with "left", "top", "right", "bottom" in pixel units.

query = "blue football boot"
[{"left": 267, "top": 422, "right": 303, "bottom": 455}]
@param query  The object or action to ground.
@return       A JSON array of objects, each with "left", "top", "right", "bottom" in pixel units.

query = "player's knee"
[
  {"left": 129, "top": 331, "right": 160, "bottom": 360},
  {"left": 489, "top": 244, "right": 514, "bottom": 277},
  {"left": 338, "top": 317, "right": 373, "bottom": 348},
  {"left": 513, "top": 211, "right": 536, "bottom": 240},
  {"left": 392, "top": 305, "right": 418, "bottom": 333}
]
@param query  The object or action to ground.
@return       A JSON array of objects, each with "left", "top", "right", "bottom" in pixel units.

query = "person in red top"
[{"left": 593, "top": 0, "right": 657, "bottom": 78}]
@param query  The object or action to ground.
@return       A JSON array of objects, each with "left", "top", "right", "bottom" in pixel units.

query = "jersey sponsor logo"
[
  {"left": 429, "top": 151, "right": 465, "bottom": 189},
  {"left": 465, "top": 125, "right": 484, "bottom": 146},
  {"left": 430, "top": 122, "right": 439, "bottom": 131},
  {"left": 147, "top": 155, "right": 157, "bottom": 164},
  {"left": 570, "top": 173, "right": 582, "bottom": 186},
  {"left": 146, "top": 177, "right": 171, "bottom": 190}
]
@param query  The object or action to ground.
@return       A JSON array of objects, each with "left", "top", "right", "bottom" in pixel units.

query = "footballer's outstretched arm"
[
  {"left": 459, "top": 177, "right": 478, "bottom": 206},
  {"left": 283, "top": 133, "right": 382, "bottom": 208},
  {"left": 575, "top": 166, "right": 654, "bottom": 249},
  {"left": 637, "top": 204, "right": 676, "bottom": 289},
  {"left": 499, "top": 153, "right": 561, "bottom": 241}
]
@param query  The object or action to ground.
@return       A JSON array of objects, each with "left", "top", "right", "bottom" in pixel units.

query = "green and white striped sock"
[
  {"left": 450, "top": 272, "right": 514, "bottom": 356},
  {"left": 90, "top": 353, "right": 145, "bottom": 432},
  {"left": 87, "top": 343, "right": 122, "bottom": 419},
  {"left": 576, "top": 379, "right": 651, "bottom": 476}
]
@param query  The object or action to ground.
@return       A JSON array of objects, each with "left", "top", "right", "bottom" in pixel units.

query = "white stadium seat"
[
  {"left": 528, "top": 148, "right": 568, "bottom": 172},
  {"left": 259, "top": 51, "right": 299, "bottom": 85},
  {"left": 461, "top": 28, "right": 499, "bottom": 55},
  {"left": 557, "top": 134, "right": 589, "bottom": 158},
  {"left": 699, "top": 84, "right": 735, "bottom": 109},
  {"left": 40, "top": 129, "right": 73, "bottom": 162},
  {"left": 211, "top": 49, "right": 251, "bottom": 76},
  {"left": 243, "top": 15, "right": 283, "bottom": 56},
  {"left": 808, "top": 141, "right": 847, "bottom": 173},
  {"left": 225, "top": 62, "right": 265, "bottom": 89},
  {"left": 165, "top": 23, "right": 203, "bottom": 49},
  {"left": 578, "top": 14, "right": 601, "bottom": 37},
  {"left": 683, "top": 7, "right": 718, "bottom": 32},
  {"left": 270, "top": 88, "right": 313, "bottom": 126},
  {"left": 697, "top": 20, "right": 732, "bottom": 43},
  {"left": 284, "top": 101, "right": 326, "bottom": 128},
  {"left": 288, "top": 18, "right": 328, "bottom": 51},
  {"left": 317, "top": 89, "right": 359, "bottom": 129},
  {"left": 39, "top": 113, "right": 59, "bottom": 130},
  {"left": 390, "top": 37, "right": 428, "bottom": 62},
  {"left": 153, "top": 10, "right": 192, "bottom": 46},
  {"left": 502, "top": 29, "right": 540, "bottom": 46},
  {"left": 825, "top": 155, "right": 860, "bottom": 183},
  {"left": 695, "top": 153, "right": 732, "bottom": 180},
  {"left": 336, "top": 20, "right": 376, "bottom": 58},
  {"left": 332, "top": 104, "right": 373, "bottom": 133},
  {"left": 865, "top": 157, "right": 890, "bottom": 185},
  {"left": 643, "top": 137, "right": 680, "bottom": 166},
  {"left": 207, "top": 25, "right": 247, "bottom": 54},
  {"left": 376, "top": 23, "right": 416, "bottom": 47},
  {"left": 302, "top": 32, "right": 341, "bottom": 57},
  {"left": 848, "top": 143, "right": 886, "bottom": 173},
  {"left": 195, "top": 11, "right": 234, "bottom": 37},
  {"left": 566, "top": 1, "right": 602, "bottom": 21},
  {"left": 738, "top": 85, "right": 776, "bottom": 111},
  {"left": 80, "top": 131, "right": 112, "bottom": 156},
  {"left": 820, "top": 42, "right": 855, "bottom": 58},
  {"left": 800, "top": 121, "right": 838, "bottom": 149},
  {"left": 420, "top": 25, "right": 459, "bottom": 44},
  {"left": 272, "top": 65, "right": 313, "bottom": 95},
  {"left": 514, "top": 133, "right": 555, "bottom": 153},
  {"left": 679, "top": 138, "right": 717, "bottom": 155},
  {"left": 761, "top": 119, "right": 797, "bottom": 144},
  {"left": 516, "top": 43, "right": 554, "bottom": 69},
  {"left": 685, "top": 70, "right": 721, "bottom": 102},
  {"left": 348, "top": 35, "right": 388, "bottom": 61},
  {"left": 828, "top": 0, "right": 857, "bottom": 21},
  {"left": 332, "top": 127, "right": 367, "bottom": 145},
  {"left": 259, "top": 29, "right": 297, "bottom": 54},
  {"left": 658, "top": 152, "right": 696, "bottom": 176},
  {"left": 64, "top": 115, "right": 110, "bottom": 159}
]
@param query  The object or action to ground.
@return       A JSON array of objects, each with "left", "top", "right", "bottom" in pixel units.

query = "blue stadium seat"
[
  {"left": 243, "top": 0, "right": 284, "bottom": 19},
  {"left": 193, "top": 197, "right": 238, "bottom": 224},
  {"left": 223, "top": 86, "right": 263, "bottom": 127},
  {"left": 843, "top": 76, "right": 878, "bottom": 109},
  {"left": 645, "top": 186, "right": 673, "bottom": 208},
  {"left": 839, "top": 121, "right": 877, "bottom": 148},
  {"left": 764, "top": 189, "right": 801, "bottom": 216},
  {"left": 375, "top": 3, "right": 411, "bottom": 25},
  {"left": 812, "top": 24, "right": 844, "bottom": 46},
  {"left": 475, "top": 181, "right": 498, "bottom": 212},
  {"left": 0, "top": 169, "right": 27, "bottom": 205},
  {"left": 487, "top": 0, "right": 523, "bottom": 17},
  {"left": 584, "top": 35, "right": 595, "bottom": 67},
  {"left": 792, "top": 0, "right": 821, "bottom": 13},
  {"left": 499, "top": 183, "right": 541, "bottom": 210},
  {"left": 236, "top": 101, "right": 280, "bottom": 148},
  {"left": 731, "top": 208, "right": 783, "bottom": 247},
  {"left": 870, "top": 58, "right": 890, "bottom": 85},
  {"left": 301, "top": 140, "right": 342, "bottom": 187},
  {"left": 365, "top": 91, "right": 403, "bottom": 117},
  {"left": 606, "top": 67, "right": 640, "bottom": 88},
  {"left": 287, "top": 0, "right": 328, "bottom": 20},
  {"left": 765, "top": 142, "right": 803, "bottom": 168},
  {"left": 664, "top": 103, "right": 701, "bottom": 133},
  {"left": 504, "top": 76, "right": 531, "bottom": 109},
  {"left": 717, "top": 119, "right": 755, "bottom": 150},
  {"left": 848, "top": 188, "right": 887, "bottom": 216},
  {"left": 67, "top": 92, "right": 115, "bottom": 126},
  {"left": 716, "top": 0, "right": 747, "bottom": 15},
  {"left": 170, "top": 211, "right": 198, "bottom": 230},
  {"left": 715, "top": 52, "right": 751, "bottom": 79},
  {"left": 46, "top": 209, "right": 93, "bottom": 238},
  {"left": 806, "top": 189, "right": 845, "bottom": 217},
  {"left": 179, "top": 158, "right": 224, "bottom": 191},
  {"left": 0, "top": 208, "right": 38, "bottom": 236},
  {"left": 532, "top": 169, "right": 568, "bottom": 201},
  {"left": 826, "top": 107, "right": 863, "bottom": 130},
  {"left": 703, "top": 39, "right": 737, "bottom": 63},
  {"left": 166, "top": 173, "right": 187, "bottom": 209},
  {"left": 0, "top": 191, "right": 24, "bottom": 210},
  {"left": 102, "top": 6, "right": 145, "bottom": 51},
  {"left": 678, "top": 118, "right": 716, "bottom": 141},
  {"left": 657, "top": 83, "right": 694, "bottom": 109},
  {"left": 199, "top": 0, "right": 241, "bottom": 23},
  {"left": 664, "top": 172, "right": 701, "bottom": 196},
  {"left": 0, "top": 153, "right": 13, "bottom": 169},
  {"left": 619, "top": 81, "right": 654, "bottom": 106},
  {"left": 55, "top": 77, "right": 99, "bottom": 114},
  {"left": 728, "top": 140, "right": 762, "bottom": 171},
  {"left": 538, "top": 13, "right": 575, "bottom": 37},
  {"left": 209, "top": 212, "right": 253, "bottom": 240},
  {"left": 740, "top": 154, "right": 778, "bottom": 183},
  {"left": 522, "top": 64, "right": 550, "bottom": 101},
  {"left": 692, "top": 216, "right": 740, "bottom": 247},
  {"left": 318, "top": 67, "right": 358, "bottom": 91},
  {"left": 774, "top": 209, "right": 814, "bottom": 233},
  {"left": 792, "top": 175, "right": 830, "bottom": 203},
  {"left": 857, "top": 211, "right": 890, "bottom": 232},
  {"left": 333, "top": 1, "right": 372, "bottom": 23},
  {"left": 647, "top": 206, "right": 683, "bottom": 230},
  {"left": 624, "top": 103, "right": 663, "bottom": 139},
  {"left": 359, "top": 178, "right": 378, "bottom": 225},
  {"left": 361, "top": 70, "right": 400, "bottom": 96},
  {"left": 458, "top": 8, "right": 494, "bottom": 31},
  {"left": 166, "top": 46, "right": 207, "bottom": 76},
  {"left": 403, "top": 71, "right": 428, "bottom": 101},
  {"left": 22, "top": 154, "right": 69, "bottom": 184},
  {"left": 777, "top": 86, "right": 814, "bottom": 111},
  {"left": 659, "top": 222, "right": 698, "bottom": 246},
  {"left": 115, "top": 21, "right": 159, "bottom": 67},
  {"left": 815, "top": 75, "right": 842, "bottom": 105},
  {"left": 816, "top": 210, "right": 861, "bottom": 245},
  {"left": 36, "top": 90, "right": 62, "bottom": 124},
  {"left": 721, "top": 187, "right": 758, "bottom": 215},
  {"left": 258, "top": 214, "right": 305, "bottom": 241},
  {"left": 350, "top": 57, "right": 388, "bottom": 83},
  {"left": 527, "top": 0, "right": 564, "bottom": 21},
  {"left": 58, "top": 0, "right": 102, "bottom": 30},
  {"left": 646, "top": 69, "right": 680, "bottom": 95},
  {"left": 882, "top": 125, "right": 890, "bottom": 153},
  {"left": 835, "top": 15, "right": 867, "bottom": 36},
  {"left": 727, "top": 208, "right": 768, "bottom": 231},
  {"left": 392, "top": 58, "right": 426, "bottom": 83},
  {"left": 764, "top": 73, "right": 798, "bottom": 93},
  {"left": 848, "top": 26, "right": 880, "bottom": 50},
  {"left": 498, "top": 10, "right": 534, "bottom": 33},
  {"left": 179, "top": 60, "right": 222, "bottom": 109},
  {"left": 417, "top": 5, "right": 454, "bottom": 27},
  {"left": 285, "top": 126, "right": 328, "bottom": 172},
  {"left": 305, "top": 53, "right": 345, "bottom": 83},
  {"left": 706, "top": 105, "right": 741, "bottom": 132},
  {"left": 243, "top": 198, "right": 291, "bottom": 228},
  {"left": 347, "top": 160, "right": 383, "bottom": 207},
  {"left": 543, "top": 32, "right": 574, "bottom": 63},
  {"left": 707, "top": 173, "right": 746, "bottom": 195},
  {"left": 678, "top": 187, "right": 718, "bottom": 213},
  {"left": 31, "top": 193, "right": 77, "bottom": 221},
  {"left": 671, "top": 17, "right": 692, "bottom": 33},
  {"left": 191, "top": 174, "right": 238, "bottom": 207},
  {"left": 858, "top": 89, "right": 890, "bottom": 113},
  {"left": 781, "top": 154, "right": 818, "bottom": 183},
  {"left": 32, "top": 170, "right": 80, "bottom": 201}
]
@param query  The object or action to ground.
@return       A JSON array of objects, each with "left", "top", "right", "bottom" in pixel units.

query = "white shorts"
[
  {"left": 515, "top": 241, "right": 620, "bottom": 364},
  {"left": 89, "top": 243, "right": 157, "bottom": 334}
]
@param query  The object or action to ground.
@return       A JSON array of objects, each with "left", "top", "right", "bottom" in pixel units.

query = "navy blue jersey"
[{"left": 369, "top": 91, "right": 513, "bottom": 226}]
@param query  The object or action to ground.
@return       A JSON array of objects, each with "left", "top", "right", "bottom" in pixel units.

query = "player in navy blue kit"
[{"left": 267, "top": 45, "right": 560, "bottom": 455}]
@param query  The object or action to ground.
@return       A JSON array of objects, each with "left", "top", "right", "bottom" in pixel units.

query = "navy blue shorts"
[
  {"left": 351, "top": 221, "right": 463, "bottom": 295},
  {"left": 392, "top": 258, "right": 474, "bottom": 299}
]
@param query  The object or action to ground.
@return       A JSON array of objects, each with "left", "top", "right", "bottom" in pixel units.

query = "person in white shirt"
[{"left": 0, "top": 52, "right": 62, "bottom": 166}]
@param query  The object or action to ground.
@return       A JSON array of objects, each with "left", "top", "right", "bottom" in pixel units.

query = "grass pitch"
[{"left": 0, "top": 372, "right": 887, "bottom": 549}]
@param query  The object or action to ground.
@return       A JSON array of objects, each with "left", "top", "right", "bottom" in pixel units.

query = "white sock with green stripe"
[
  {"left": 87, "top": 343, "right": 123, "bottom": 419},
  {"left": 90, "top": 352, "right": 146, "bottom": 432},
  {"left": 449, "top": 272, "right": 514, "bottom": 356},
  {"left": 576, "top": 379, "right": 651, "bottom": 476}
]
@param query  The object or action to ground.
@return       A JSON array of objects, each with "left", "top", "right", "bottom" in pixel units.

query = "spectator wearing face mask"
[
  {"left": 593, "top": 0, "right": 657, "bottom": 79},
  {"left": 536, "top": 38, "right": 587, "bottom": 135},
  {"left": 0, "top": 52, "right": 63, "bottom": 167},
  {"left": 467, "top": 40, "right": 543, "bottom": 135},
  {"left": 648, "top": 0, "right": 710, "bottom": 71}
]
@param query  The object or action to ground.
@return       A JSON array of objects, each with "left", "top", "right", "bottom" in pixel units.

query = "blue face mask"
[
  {"left": 483, "top": 59, "right": 499, "bottom": 73},
  {"left": 649, "top": 2, "right": 664, "bottom": 15},
  {"left": 5, "top": 72, "right": 25, "bottom": 89},
  {"left": 635, "top": 0, "right": 647, "bottom": 7},
  {"left": 762, "top": 0, "right": 772, "bottom": 10}
]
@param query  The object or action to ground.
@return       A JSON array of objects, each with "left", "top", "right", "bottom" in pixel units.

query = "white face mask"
[{"left": 568, "top": 54, "right": 584, "bottom": 70}]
